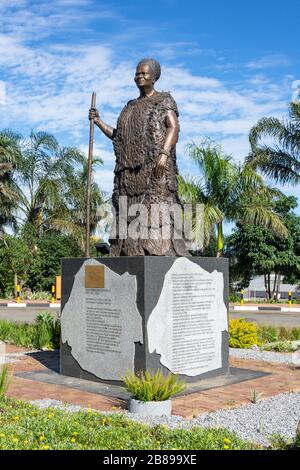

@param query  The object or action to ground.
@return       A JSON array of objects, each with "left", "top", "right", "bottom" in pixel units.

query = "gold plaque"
[{"left": 85, "top": 265, "right": 105, "bottom": 288}]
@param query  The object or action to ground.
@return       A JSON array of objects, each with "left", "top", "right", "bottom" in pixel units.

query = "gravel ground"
[
  {"left": 230, "top": 347, "right": 300, "bottom": 365},
  {"left": 30, "top": 391, "right": 300, "bottom": 447}
]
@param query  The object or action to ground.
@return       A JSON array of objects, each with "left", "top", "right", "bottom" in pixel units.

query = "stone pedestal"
[{"left": 60, "top": 256, "right": 229, "bottom": 384}]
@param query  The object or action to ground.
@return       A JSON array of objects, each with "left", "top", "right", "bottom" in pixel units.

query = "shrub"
[
  {"left": 34, "top": 313, "right": 60, "bottom": 350},
  {"left": 249, "top": 389, "right": 263, "bottom": 403},
  {"left": 0, "top": 320, "right": 36, "bottom": 347},
  {"left": 229, "top": 319, "right": 259, "bottom": 349},
  {"left": 257, "top": 325, "right": 300, "bottom": 344},
  {"left": 229, "top": 292, "right": 240, "bottom": 303},
  {"left": 0, "top": 365, "right": 12, "bottom": 398},
  {"left": 257, "top": 325, "right": 279, "bottom": 344},
  {"left": 0, "top": 315, "right": 61, "bottom": 350},
  {"left": 278, "top": 327, "right": 292, "bottom": 341},
  {"left": 291, "top": 327, "right": 300, "bottom": 341},
  {"left": 21, "top": 291, "right": 51, "bottom": 301},
  {"left": 262, "top": 340, "right": 297, "bottom": 353},
  {"left": 123, "top": 370, "right": 186, "bottom": 402},
  {"left": 34, "top": 312, "right": 54, "bottom": 349},
  {"left": 294, "top": 423, "right": 300, "bottom": 449}
]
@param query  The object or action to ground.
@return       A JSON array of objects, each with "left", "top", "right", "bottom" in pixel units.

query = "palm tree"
[
  {"left": 247, "top": 101, "right": 300, "bottom": 184},
  {"left": 11, "top": 131, "right": 88, "bottom": 245},
  {"left": 0, "top": 130, "right": 20, "bottom": 233},
  {"left": 52, "top": 157, "right": 105, "bottom": 251},
  {"left": 179, "top": 139, "right": 287, "bottom": 256}
]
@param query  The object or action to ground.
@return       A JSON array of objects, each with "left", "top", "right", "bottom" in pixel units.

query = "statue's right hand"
[{"left": 89, "top": 107, "right": 100, "bottom": 121}]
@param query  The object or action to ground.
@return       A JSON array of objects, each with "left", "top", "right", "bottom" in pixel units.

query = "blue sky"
[{"left": 0, "top": 0, "right": 299, "bottom": 207}]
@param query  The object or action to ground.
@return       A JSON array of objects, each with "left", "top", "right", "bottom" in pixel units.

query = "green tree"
[
  {"left": 247, "top": 102, "right": 300, "bottom": 184},
  {"left": 11, "top": 130, "right": 86, "bottom": 245},
  {"left": 0, "top": 131, "right": 20, "bottom": 233},
  {"left": 27, "top": 232, "right": 82, "bottom": 292},
  {"left": 0, "top": 235, "right": 31, "bottom": 296},
  {"left": 53, "top": 157, "right": 105, "bottom": 251},
  {"left": 226, "top": 195, "right": 300, "bottom": 299},
  {"left": 179, "top": 139, "right": 287, "bottom": 256}
]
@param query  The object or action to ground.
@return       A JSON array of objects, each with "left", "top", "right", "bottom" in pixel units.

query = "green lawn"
[{"left": 0, "top": 398, "right": 257, "bottom": 450}]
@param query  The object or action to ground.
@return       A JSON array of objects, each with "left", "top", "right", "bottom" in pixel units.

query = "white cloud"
[
  {"left": 0, "top": 0, "right": 295, "bottom": 197},
  {"left": 148, "top": 42, "right": 214, "bottom": 60},
  {"left": 79, "top": 143, "right": 115, "bottom": 164},
  {"left": 0, "top": 0, "right": 121, "bottom": 42},
  {"left": 0, "top": 38, "right": 292, "bottom": 192},
  {"left": 246, "top": 54, "right": 291, "bottom": 70},
  {"left": 94, "top": 168, "right": 114, "bottom": 193},
  {"left": 0, "top": 81, "right": 6, "bottom": 105},
  {"left": 160, "top": 67, "right": 222, "bottom": 90}
]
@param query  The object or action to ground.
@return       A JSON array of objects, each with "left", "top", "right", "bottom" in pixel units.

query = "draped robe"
[{"left": 110, "top": 91, "right": 189, "bottom": 256}]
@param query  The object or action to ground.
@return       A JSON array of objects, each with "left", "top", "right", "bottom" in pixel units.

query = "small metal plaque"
[{"left": 85, "top": 265, "right": 105, "bottom": 288}]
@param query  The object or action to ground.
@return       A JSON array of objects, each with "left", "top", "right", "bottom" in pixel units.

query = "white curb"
[
  {"left": 281, "top": 307, "right": 300, "bottom": 312},
  {"left": 232, "top": 306, "right": 258, "bottom": 311},
  {"left": 7, "top": 303, "right": 27, "bottom": 308}
]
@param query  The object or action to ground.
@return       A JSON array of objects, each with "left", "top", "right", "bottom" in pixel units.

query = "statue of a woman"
[{"left": 89, "top": 58, "right": 188, "bottom": 256}]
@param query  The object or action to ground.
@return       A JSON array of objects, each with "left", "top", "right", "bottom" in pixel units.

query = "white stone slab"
[
  {"left": 61, "top": 259, "right": 143, "bottom": 381},
  {"left": 147, "top": 257, "right": 228, "bottom": 376}
]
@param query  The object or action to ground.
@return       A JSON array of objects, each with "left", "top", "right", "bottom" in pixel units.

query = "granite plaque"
[
  {"left": 147, "top": 257, "right": 228, "bottom": 376},
  {"left": 61, "top": 259, "right": 143, "bottom": 380}
]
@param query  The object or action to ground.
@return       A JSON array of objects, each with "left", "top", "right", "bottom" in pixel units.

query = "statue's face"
[{"left": 134, "top": 63, "right": 154, "bottom": 88}]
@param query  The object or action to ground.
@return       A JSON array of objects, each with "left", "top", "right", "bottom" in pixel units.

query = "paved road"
[
  {"left": 229, "top": 310, "right": 300, "bottom": 327},
  {"left": 0, "top": 306, "right": 299, "bottom": 327},
  {"left": 0, "top": 307, "right": 60, "bottom": 323}
]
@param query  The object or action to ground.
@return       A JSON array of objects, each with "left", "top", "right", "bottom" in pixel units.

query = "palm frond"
[
  {"left": 248, "top": 102, "right": 300, "bottom": 185},
  {"left": 249, "top": 117, "right": 299, "bottom": 151},
  {"left": 246, "top": 146, "right": 300, "bottom": 185},
  {"left": 178, "top": 175, "right": 206, "bottom": 203},
  {"left": 238, "top": 203, "right": 288, "bottom": 239}
]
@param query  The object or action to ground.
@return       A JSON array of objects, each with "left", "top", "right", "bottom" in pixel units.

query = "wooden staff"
[{"left": 85, "top": 91, "right": 96, "bottom": 257}]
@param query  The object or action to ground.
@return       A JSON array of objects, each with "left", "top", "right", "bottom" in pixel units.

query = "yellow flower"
[
  {"left": 223, "top": 438, "right": 231, "bottom": 445},
  {"left": 73, "top": 432, "right": 78, "bottom": 436},
  {"left": 70, "top": 438, "right": 76, "bottom": 443},
  {"left": 41, "top": 445, "right": 49, "bottom": 450},
  {"left": 12, "top": 416, "right": 20, "bottom": 421},
  {"left": 0, "top": 433, "right": 5, "bottom": 438},
  {"left": 48, "top": 413, "right": 54, "bottom": 418},
  {"left": 12, "top": 437, "right": 19, "bottom": 443},
  {"left": 223, "top": 444, "right": 230, "bottom": 450},
  {"left": 39, "top": 435, "right": 46, "bottom": 441}
]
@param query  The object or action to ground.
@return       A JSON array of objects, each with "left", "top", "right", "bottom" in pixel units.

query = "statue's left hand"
[{"left": 154, "top": 154, "right": 168, "bottom": 177}]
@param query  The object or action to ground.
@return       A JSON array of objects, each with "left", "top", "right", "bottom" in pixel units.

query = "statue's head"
[{"left": 135, "top": 58, "right": 161, "bottom": 88}]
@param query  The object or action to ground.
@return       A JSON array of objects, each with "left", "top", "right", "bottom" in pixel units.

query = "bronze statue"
[{"left": 89, "top": 58, "right": 188, "bottom": 256}]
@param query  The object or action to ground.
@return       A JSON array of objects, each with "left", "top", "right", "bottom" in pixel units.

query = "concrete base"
[{"left": 60, "top": 256, "right": 229, "bottom": 384}]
